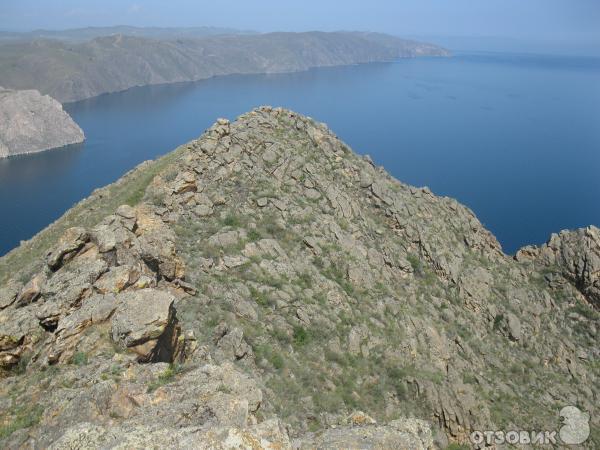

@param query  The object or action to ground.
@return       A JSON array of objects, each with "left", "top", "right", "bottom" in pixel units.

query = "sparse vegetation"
[
  {"left": 71, "top": 351, "right": 88, "bottom": 366},
  {"left": 147, "top": 364, "right": 182, "bottom": 392},
  {"left": 292, "top": 326, "right": 309, "bottom": 347},
  {"left": 0, "top": 405, "right": 44, "bottom": 440}
]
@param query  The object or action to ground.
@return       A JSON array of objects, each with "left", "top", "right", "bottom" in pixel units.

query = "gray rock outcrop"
[
  {"left": 517, "top": 226, "right": 600, "bottom": 308},
  {"left": 0, "top": 87, "right": 84, "bottom": 158},
  {"left": 110, "top": 289, "right": 180, "bottom": 362}
]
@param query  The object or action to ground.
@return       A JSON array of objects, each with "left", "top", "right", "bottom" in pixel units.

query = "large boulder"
[
  {"left": 110, "top": 289, "right": 181, "bottom": 362},
  {"left": 0, "top": 280, "right": 23, "bottom": 310}
]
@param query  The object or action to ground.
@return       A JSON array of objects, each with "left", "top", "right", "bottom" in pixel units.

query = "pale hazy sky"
[{"left": 2, "top": 0, "right": 599, "bottom": 52}]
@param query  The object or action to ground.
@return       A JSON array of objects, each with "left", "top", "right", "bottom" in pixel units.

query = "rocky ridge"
[
  {"left": 0, "top": 88, "right": 84, "bottom": 158},
  {"left": 0, "top": 107, "right": 598, "bottom": 448}
]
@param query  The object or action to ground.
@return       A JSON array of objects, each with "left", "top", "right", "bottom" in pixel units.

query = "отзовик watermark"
[{"left": 470, "top": 406, "right": 590, "bottom": 446}]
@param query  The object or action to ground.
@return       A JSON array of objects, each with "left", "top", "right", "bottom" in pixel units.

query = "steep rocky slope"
[
  {"left": 0, "top": 88, "right": 84, "bottom": 158},
  {"left": 0, "top": 32, "right": 449, "bottom": 103},
  {"left": 0, "top": 108, "right": 597, "bottom": 448}
]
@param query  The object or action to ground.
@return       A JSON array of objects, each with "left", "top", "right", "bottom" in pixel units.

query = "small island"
[{"left": 0, "top": 87, "right": 84, "bottom": 158}]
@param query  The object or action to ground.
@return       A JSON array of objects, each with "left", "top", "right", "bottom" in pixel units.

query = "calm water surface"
[{"left": 1, "top": 52, "right": 599, "bottom": 256}]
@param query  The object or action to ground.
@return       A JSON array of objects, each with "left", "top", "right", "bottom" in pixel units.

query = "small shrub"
[
  {"left": 493, "top": 314, "right": 504, "bottom": 331},
  {"left": 247, "top": 229, "right": 262, "bottom": 242},
  {"left": 571, "top": 302, "right": 597, "bottom": 320},
  {"left": 271, "top": 353, "right": 285, "bottom": 369},
  {"left": 272, "top": 327, "right": 292, "bottom": 345},
  {"left": 325, "top": 349, "right": 348, "bottom": 366},
  {"left": 293, "top": 326, "right": 309, "bottom": 347},
  {"left": 392, "top": 380, "right": 408, "bottom": 399},
  {"left": 217, "top": 384, "right": 232, "bottom": 394},
  {"left": 110, "top": 364, "right": 124, "bottom": 377},
  {"left": 250, "top": 287, "right": 275, "bottom": 308},
  {"left": 147, "top": 364, "right": 181, "bottom": 392},
  {"left": 254, "top": 343, "right": 285, "bottom": 370},
  {"left": 446, "top": 444, "right": 470, "bottom": 450},
  {"left": 222, "top": 214, "right": 241, "bottom": 228},
  {"left": 314, "top": 292, "right": 327, "bottom": 305},
  {"left": 315, "top": 391, "right": 344, "bottom": 413},
  {"left": 388, "top": 366, "right": 408, "bottom": 377},
  {"left": 71, "top": 351, "right": 88, "bottom": 366},
  {"left": 462, "top": 373, "right": 478, "bottom": 385},
  {"left": 296, "top": 272, "right": 313, "bottom": 290},
  {"left": 406, "top": 253, "right": 422, "bottom": 272}
]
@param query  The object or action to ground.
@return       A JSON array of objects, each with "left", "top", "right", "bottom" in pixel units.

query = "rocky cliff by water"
[
  {"left": 0, "top": 88, "right": 84, "bottom": 158},
  {"left": 0, "top": 32, "right": 449, "bottom": 103},
  {"left": 0, "top": 108, "right": 597, "bottom": 448}
]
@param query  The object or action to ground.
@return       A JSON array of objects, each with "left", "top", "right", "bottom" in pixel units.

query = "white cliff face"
[{"left": 0, "top": 87, "right": 84, "bottom": 158}]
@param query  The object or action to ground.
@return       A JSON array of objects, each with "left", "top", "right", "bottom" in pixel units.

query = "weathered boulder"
[
  {"left": 0, "top": 280, "right": 22, "bottom": 310},
  {"left": 136, "top": 228, "right": 185, "bottom": 281},
  {"left": 93, "top": 265, "right": 141, "bottom": 294},
  {"left": 213, "top": 323, "right": 252, "bottom": 362},
  {"left": 41, "top": 257, "right": 107, "bottom": 308},
  {"left": 110, "top": 289, "right": 181, "bottom": 362},
  {"left": 0, "top": 307, "right": 40, "bottom": 369},
  {"left": 172, "top": 171, "right": 197, "bottom": 195},
  {"left": 55, "top": 293, "right": 118, "bottom": 339},
  {"left": 14, "top": 273, "right": 45, "bottom": 307},
  {"left": 208, "top": 230, "right": 247, "bottom": 248},
  {"left": 46, "top": 227, "right": 90, "bottom": 271}
]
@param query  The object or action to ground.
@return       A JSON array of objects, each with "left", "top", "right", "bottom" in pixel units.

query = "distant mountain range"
[
  {"left": 0, "top": 31, "right": 449, "bottom": 103},
  {"left": 0, "top": 25, "right": 256, "bottom": 42}
]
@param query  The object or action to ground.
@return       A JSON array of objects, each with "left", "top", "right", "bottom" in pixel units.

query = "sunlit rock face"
[{"left": 0, "top": 87, "right": 84, "bottom": 158}]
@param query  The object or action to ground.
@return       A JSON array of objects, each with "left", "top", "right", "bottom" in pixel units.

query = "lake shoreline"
[{"left": 1, "top": 52, "right": 598, "bottom": 256}]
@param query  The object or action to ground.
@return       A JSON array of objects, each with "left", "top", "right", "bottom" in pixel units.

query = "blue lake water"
[{"left": 1, "top": 52, "right": 599, "bottom": 256}]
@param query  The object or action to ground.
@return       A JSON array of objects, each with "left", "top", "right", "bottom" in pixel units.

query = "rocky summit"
[
  {"left": 0, "top": 107, "right": 598, "bottom": 448},
  {"left": 0, "top": 88, "right": 84, "bottom": 158}
]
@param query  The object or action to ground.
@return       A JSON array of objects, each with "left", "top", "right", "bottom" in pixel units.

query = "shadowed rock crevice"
[{"left": 146, "top": 304, "right": 182, "bottom": 363}]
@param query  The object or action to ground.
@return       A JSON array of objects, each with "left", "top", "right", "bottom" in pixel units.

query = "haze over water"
[{"left": 1, "top": 51, "right": 598, "bottom": 256}]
